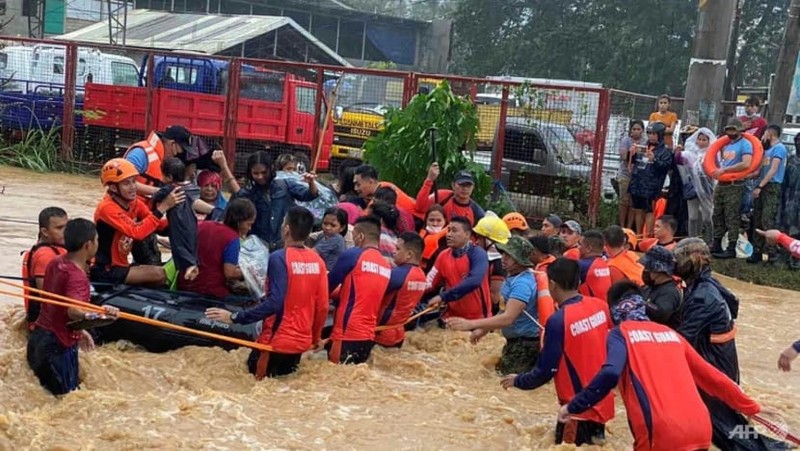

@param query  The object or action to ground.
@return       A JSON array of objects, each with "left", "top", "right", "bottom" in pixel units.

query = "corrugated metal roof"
[{"left": 56, "top": 10, "right": 350, "bottom": 66}]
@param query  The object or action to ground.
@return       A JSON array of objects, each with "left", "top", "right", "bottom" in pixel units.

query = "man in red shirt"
[
  {"left": 561, "top": 282, "right": 763, "bottom": 451},
  {"left": 22, "top": 207, "right": 68, "bottom": 327},
  {"left": 375, "top": 233, "right": 428, "bottom": 348},
  {"left": 739, "top": 96, "right": 768, "bottom": 138},
  {"left": 206, "top": 207, "right": 329, "bottom": 378},
  {"left": 415, "top": 163, "right": 485, "bottom": 226},
  {"left": 501, "top": 258, "right": 613, "bottom": 446},
  {"left": 327, "top": 215, "right": 392, "bottom": 364},
  {"left": 27, "top": 219, "right": 119, "bottom": 395},
  {"left": 578, "top": 230, "right": 612, "bottom": 301},
  {"left": 427, "top": 216, "right": 492, "bottom": 320}
]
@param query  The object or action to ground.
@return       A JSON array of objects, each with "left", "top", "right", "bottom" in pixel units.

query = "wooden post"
[
  {"left": 683, "top": 0, "right": 737, "bottom": 131},
  {"left": 766, "top": 0, "right": 800, "bottom": 124}
]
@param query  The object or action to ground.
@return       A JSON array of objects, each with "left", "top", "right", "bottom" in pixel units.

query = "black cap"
[
  {"left": 162, "top": 125, "right": 193, "bottom": 154},
  {"left": 454, "top": 170, "right": 475, "bottom": 185}
]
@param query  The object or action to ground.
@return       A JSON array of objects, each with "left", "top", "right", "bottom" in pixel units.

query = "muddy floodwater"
[{"left": 1, "top": 165, "right": 798, "bottom": 450}]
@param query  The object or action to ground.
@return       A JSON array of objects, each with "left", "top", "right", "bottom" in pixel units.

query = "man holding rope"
[{"left": 27, "top": 218, "right": 119, "bottom": 396}]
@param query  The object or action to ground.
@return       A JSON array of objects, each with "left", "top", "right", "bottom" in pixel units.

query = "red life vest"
[
  {"left": 563, "top": 247, "right": 580, "bottom": 261},
  {"left": 533, "top": 270, "right": 555, "bottom": 349},
  {"left": 258, "top": 247, "right": 329, "bottom": 354},
  {"left": 21, "top": 243, "right": 66, "bottom": 327},
  {"left": 331, "top": 247, "right": 392, "bottom": 341},
  {"left": 375, "top": 264, "right": 428, "bottom": 347},
  {"left": 607, "top": 249, "right": 644, "bottom": 286},
  {"left": 123, "top": 132, "right": 166, "bottom": 203},
  {"left": 178, "top": 221, "right": 240, "bottom": 298},
  {"left": 420, "top": 228, "right": 447, "bottom": 272},
  {"left": 555, "top": 296, "right": 614, "bottom": 423},
  {"left": 579, "top": 257, "right": 612, "bottom": 302},
  {"left": 618, "top": 321, "right": 714, "bottom": 450}
]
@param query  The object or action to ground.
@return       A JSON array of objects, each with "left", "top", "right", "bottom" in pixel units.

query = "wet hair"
[
  {"left": 223, "top": 198, "right": 256, "bottom": 230},
  {"left": 658, "top": 94, "right": 671, "bottom": 103},
  {"left": 161, "top": 157, "right": 187, "bottom": 183},
  {"left": 354, "top": 215, "right": 381, "bottom": 241},
  {"left": 398, "top": 232, "right": 424, "bottom": 257},
  {"left": 38, "top": 206, "right": 67, "bottom": 229},
  {"left": 745, "top": 96, "right": 761, "bottom": 108},
  {"left": 274, "top": 153, "right": 297, "bottom": 171},
  {"left": 371, "top": 203, "right": 399, "bottom": 232},
  {"left": 64, "top": 218, "right": 96, "bottom": 253},
  {"left": 629, "top": 119, "right": 644, "bottom": 132},
  {"left": 425, "top": 204, "right": 447, "bottom": 222},
  {"left": 603, "top": 225, "right": 626, "bottom": 248},
  {"left": 374, "top": 186, "right": 398, "bottom": 205},
  {"left": 323, "top": 207, "right": 349, "bottom": 237},
  {"left": 767, "top": 124, "right": 782, "bottom": 137},
  {"left": 547, "top": 257, "right": 580, "bottom": 291},
  {"left": 285, "top": 206, "right": 315, "bottom": 241},
  {"left": 549, "top": 235, "right": 566, "bottom": 256},
  {"left": 337, "top": 160, "right": 361, "bottom": 197},
  {"left": 528, "top": 235, "right": 551, "bottom": 254},
  {"left": 245, "top": 151, "right": 274, "bottom": 185},
  {"left": 582, "top": 230, "right": 605, "bottom": 252},
  {"left": 607, "top": 281, "right": 642, "bottom": 309},
  {"left": 354, "top": 164, "right": 379, "bottom": 181},
  {"left": 449, "top": 216, "right": 472, "bottom": 233},
  {"left": 656, "top": 215, "right": 677, "bottom": 233}
]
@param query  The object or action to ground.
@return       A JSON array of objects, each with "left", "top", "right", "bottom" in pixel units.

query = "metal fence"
[{"left": 0, "top": 35, "right": 688, "bottom": 225}]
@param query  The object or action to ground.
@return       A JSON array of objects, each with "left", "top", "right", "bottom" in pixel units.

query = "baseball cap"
[
  {"left": 544, "top": 214, "right": 562, "bottom": 229},
  {"left": 162, "top": 125, "right": 194, "bottom": 154},
  {"left": 561, "top": 220, "right": 582, "bottom": 235},
  {"left": 639, "top": 245, "right": 675, "bottom": 275},
  {"left": 724, "top": 117, "right": 744, "bottom": 132},
  {"left": 454, "top": 170, "right": 475, "bottom": 185}
]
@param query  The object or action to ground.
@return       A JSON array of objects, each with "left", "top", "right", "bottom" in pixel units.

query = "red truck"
[{"left": 83, "top": 55, "right": 332, "bottom": 171}]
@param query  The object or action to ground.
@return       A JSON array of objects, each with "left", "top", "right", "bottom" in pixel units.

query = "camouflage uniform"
[
  {"left": 752, "top": 183, "right": 781, "bottom": 255},
  {"left": 496, "top": 338, "right": 540, "bottom": 375},
  {"left": 712, "top": 183, "right": 744, "bottom": 248}
]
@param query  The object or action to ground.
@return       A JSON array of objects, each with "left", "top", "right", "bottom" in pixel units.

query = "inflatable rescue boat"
[{"left": 91, "top": 285, "right": 259, "bottom": 353}]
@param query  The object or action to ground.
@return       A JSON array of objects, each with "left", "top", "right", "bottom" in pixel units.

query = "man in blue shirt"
[
  {"left": 712, "top": 118, "right": 754, "bottom": 259},
  {"left": 446, "top": 236, "right": 540, "bottom": 374},
  {"left": 748, "top": 124, "right": 788, "bottom": 263}
]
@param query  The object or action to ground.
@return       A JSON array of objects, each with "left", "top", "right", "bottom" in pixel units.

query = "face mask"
[{"left": 427, "top": 226, "right": 443, "bottom": 233}]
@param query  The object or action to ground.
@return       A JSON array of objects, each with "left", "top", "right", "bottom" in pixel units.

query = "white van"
[{"left": 0, "top": 44, "right": 139, "bottom": 94}]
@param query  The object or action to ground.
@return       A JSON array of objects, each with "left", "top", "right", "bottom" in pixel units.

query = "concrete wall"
[{"left": 1, "top": 0, "right": 31, "bottom": 36}]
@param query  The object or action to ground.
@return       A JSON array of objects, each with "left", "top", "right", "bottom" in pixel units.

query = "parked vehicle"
[
  {"left": 0, "top": 45, "right": 140, "bottom": 133},
  {"left": 83, "top": 55, "right": 332, "bottom": 171}
]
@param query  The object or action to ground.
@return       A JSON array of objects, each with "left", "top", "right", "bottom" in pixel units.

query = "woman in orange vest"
[{"left": 419, "top": 205, "right": 448, "bottom": 272}]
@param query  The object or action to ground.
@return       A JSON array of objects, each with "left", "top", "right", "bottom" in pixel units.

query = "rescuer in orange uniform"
[
  {"left": 91, "top": 159, "right": 184, "bottom": 286},
  {"left": 501, "top": 258, "right": 613, "bottom": 446},
  {"left": 577, "top": 230, "right": 612, "bottom": 302},
  {"left": 205, "top": 206, "right": 328, "bottom": 378},
  {"left": 560, "top": 281, "right": 764, "bottom": 451}
]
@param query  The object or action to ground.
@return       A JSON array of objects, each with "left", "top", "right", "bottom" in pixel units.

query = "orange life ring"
[{"left": 702, "top": 133, "right": 764, "bottom": 182}]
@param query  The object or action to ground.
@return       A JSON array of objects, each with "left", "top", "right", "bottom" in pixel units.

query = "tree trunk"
[{"left": 766, "top": 0, "right": 800, "bottom": 124}]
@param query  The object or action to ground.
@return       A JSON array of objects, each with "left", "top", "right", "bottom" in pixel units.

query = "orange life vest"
[
  {"left": 533, "top": 270, "right": 555, "bottom": 349},
  {"left": 123, "top": 131, "right": 166, "bottom": 202},
  {"left": 21, "top": 243, "right": 66, "bottom": 328}
]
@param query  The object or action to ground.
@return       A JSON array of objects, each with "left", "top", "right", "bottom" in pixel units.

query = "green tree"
[{"left": 363, "top": 81, "right": 491, "bottom": 204}]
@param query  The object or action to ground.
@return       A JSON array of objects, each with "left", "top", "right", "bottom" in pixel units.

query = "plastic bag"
[
  {"left": 238, "top": 235, "right": 269, "bottom": 298},
  {"left": 274, "top": 171, "right": 339, "bottom": 225},
  {"left": 735, "top": 233, "right": 753, "bottom": 259}
]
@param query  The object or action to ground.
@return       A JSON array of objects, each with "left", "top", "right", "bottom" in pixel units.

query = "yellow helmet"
[{"left": 473, "top": 213, "right": 511, "bottom": 245}]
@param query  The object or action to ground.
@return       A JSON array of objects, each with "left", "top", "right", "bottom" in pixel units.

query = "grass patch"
[
  {"left": 712, "top": 257, "right": 800, "bottom": 292},
  {"left": 0, "top": 128, "right": 85, "bottom": 174}
]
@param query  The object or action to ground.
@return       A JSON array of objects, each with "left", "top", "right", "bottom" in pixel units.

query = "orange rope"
[
  {"left": 0, "top": 280, "right": 273, "bottom": 353},
  {"left": 374, "top": 305, "right": 438, "bottom": 332}
]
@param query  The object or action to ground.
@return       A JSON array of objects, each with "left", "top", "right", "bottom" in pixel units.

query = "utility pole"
[
  {"left": 683, "top": 0, "right": 737, "bottom": 132},
  {"left": 766, "top": 0, "right": 800, "bottom": 125}
]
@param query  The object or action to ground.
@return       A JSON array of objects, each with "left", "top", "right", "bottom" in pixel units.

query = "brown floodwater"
[{"left": 0, "top": 165, "right": 798, "bottom": 450}]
